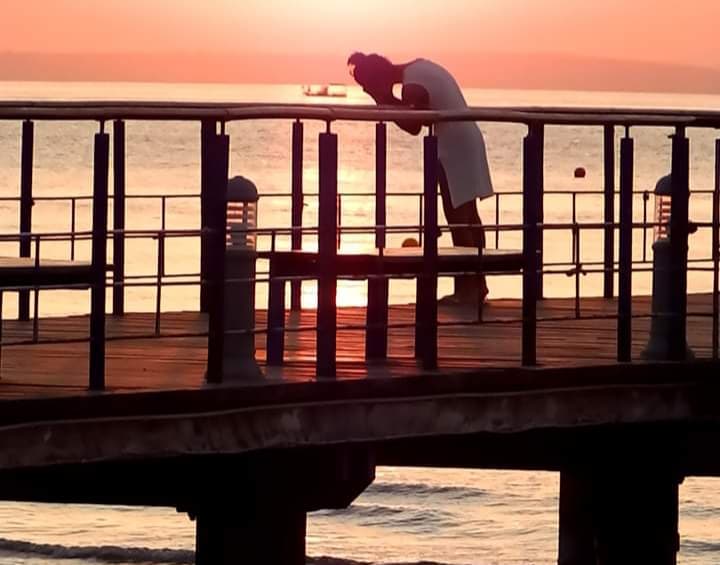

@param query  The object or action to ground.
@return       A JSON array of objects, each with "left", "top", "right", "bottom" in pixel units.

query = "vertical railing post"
[
  {"left": 669, "top": 127, "right": 690, "bottom": 361},
  {"left": 366, "top": 122, "right": 389, "bottom": 360},
  {"left": 617, "top": 128, "right": 634, "bottom": 362},
  {"left": 89, "top": 125, "right": 109, "bottom": 391},
  {"left": 200, "top": 120, "right": 216, "bottom": 313},
  {"left": 205, "top": 129, "right": 230, "bottom": 383},
  {"left": 419, "top": 130, "right": 439, "bottom": 371},
  {"left": 18, "top": 120, "right": 34, "bottom": 321},
  {"left": 290, "top": 120, "right": 304, "bottom": 311},
  {"left": 112, "top": 119, "right": 126, "bottom": 316},
  {"left": 317, "top": 127, "right": 338, "bottom": 379},
  {"left": 522, "top": 123, "right": 542, "bottom": 366},
  {"left": 536, "top": 125, "right": 545, "bottom": 299},
  {"left": 603, "top": 124, "right": 616, "bottom": 298},
  {"left": 712, "top": 138, "right": 719, "bottom": 359},
  {"left": 375, "top": 122, "right": 387, "bottom": 249}
]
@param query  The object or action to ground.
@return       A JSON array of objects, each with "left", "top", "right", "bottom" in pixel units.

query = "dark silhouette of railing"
[{"left": 0, "top": 102, "right": 719, "bottom": 386}]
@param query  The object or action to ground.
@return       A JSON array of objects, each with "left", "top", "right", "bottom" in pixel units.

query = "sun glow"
[{"left": 3, "top": 0, "right": 719, "bottom": 86}]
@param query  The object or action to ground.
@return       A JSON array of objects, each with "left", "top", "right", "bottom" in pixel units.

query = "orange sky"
[{"left": 2, "top": 0, "right": 720, "bottom": 81}]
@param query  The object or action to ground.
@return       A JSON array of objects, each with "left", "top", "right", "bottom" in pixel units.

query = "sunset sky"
[{"left": 2, "top": 0, "right": 720, "bottom": 88}]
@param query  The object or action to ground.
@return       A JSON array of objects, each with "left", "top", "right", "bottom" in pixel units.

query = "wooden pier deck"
[{"left": 0, "top": 293, "right": 716, "bottom": 401}]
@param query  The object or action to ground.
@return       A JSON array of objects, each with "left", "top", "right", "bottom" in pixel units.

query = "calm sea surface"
[{"left": 0, "top": 81, "right": 718, "bottom": 564}]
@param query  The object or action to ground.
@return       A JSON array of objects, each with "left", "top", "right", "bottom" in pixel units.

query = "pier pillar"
[
  {"left": 593, "top": 470, "right": 680, "bottom": 565},
  {"left": 558, "top": 472, "right": 595, "bottom": 565},
  {"left": 195, "top": 507, "right": 306, "bottom": 565},
  {"left": 558, "top": 468, "right": 681, "bottom": 565},
  {"left": 187, "top": 447, "right": 374, "bottom": 565}
]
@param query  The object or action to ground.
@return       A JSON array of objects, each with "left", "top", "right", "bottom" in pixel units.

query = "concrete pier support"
[
  {"left": 559, "top": 468, "right": 681, "bottom": 565},
  {"left": 187, "top": 446, "right": 374, "bottom": 565},
  {"left": 196, "top": 507, "right": 306, "bottom": 565},
  {"left": 558, "top": 472, "right": 595, "bottom": 565}
]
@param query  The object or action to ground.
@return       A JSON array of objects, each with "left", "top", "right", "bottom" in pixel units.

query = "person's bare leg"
[
  {"left": 438, "top": 166, "right": 467, "bottom": 302},
  {"left": 451, "top": 202, "right": 488, "bottom": 303},
  {"left": 438, "top": 166, "right": 488, "bottom": 304}
]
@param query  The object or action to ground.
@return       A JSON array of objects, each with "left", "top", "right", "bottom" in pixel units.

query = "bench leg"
[
  {"left": 267, "top": 275, "right": 286, "bottom": 366},
  {"left": 414, "top": 276, "right": 426, "bottom": 358},
  {"left": 365, "top": 277, "right": 388, "bottom": 360},
  {"left": 0, "top": 291, "right": 3, "bottom": 378}
]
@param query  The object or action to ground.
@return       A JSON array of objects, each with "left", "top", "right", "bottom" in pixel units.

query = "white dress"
[{"left": 403, "top": 59, "right": 494, "bottom": 208}]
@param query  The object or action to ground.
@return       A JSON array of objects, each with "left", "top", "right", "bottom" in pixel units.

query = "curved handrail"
[{"left": 0, "top": 101, "right": 712, "bottom": 127}]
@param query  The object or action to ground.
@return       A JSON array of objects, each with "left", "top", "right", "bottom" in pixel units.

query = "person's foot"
[
  {"left": 439, "top": 276, "right": 489, "bottom": 306},
  {"left": 438, "top": 293, "right": 466, "bottom": 306},
  {"left": 438, "top": 291, "right": 488, "bottom": 307}
]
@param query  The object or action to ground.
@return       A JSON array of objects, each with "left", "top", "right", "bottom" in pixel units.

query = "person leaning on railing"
[{"left": 348, "top": 52, "right": 495, "bottom": 305}]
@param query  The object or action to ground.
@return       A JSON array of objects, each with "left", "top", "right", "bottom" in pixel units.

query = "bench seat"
[
  {"left": 0, "top": 257, "right": 113, "bottom": 380},
  {"left": 0, "top": 257, "right": 96, "bottom": 288},
  {"left": 259, "top": 247, "right": 523, "bottom": 366},
  {"left": 259, "top": 247, "right": 523, "bottom": 277}
]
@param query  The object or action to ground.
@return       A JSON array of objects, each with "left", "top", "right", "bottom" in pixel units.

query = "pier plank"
[{"left": 0, "top": 293, "right": 716, "bottom": 401}]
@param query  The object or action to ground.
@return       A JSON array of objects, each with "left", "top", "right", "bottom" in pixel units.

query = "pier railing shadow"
[{"left": 0, "top": 103, "right": 718, "bottom": 388}]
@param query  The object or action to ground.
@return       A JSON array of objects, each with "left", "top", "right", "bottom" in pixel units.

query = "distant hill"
[
  {"left": 1, "top": 51, "right": 719, "bottom": 95},
  {"left": 451, "top": 52, "right": 720, "bottom": 95}
]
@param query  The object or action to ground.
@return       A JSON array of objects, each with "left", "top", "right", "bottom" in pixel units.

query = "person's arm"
[
  {"left": 363, "top": 86, "right": 419, "bottom": 134},
  {"left": 363, "top": 83, "right": 430, "bottom": 135},
  {"left": 394, "top": 83, "right": 430, "bottom": 136},
  {"left": 363, "top": 87, "right": 393, "bottom": 106}
]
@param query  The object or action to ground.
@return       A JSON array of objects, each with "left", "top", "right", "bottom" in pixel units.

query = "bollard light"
[
  {"left": 653, "top": 174, "right": 672, "bottom": 242},
  {"left": 642, "top": 174, "right": 694, "bottom": 361},
  {"left": 223, "top": 175, "right": 262, "bottom": 380},
  {"left": 227, "top": 176, "right": 258, "bottom": 250}
]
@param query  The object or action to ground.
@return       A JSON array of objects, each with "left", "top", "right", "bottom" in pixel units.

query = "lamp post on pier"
[
  {"left": 642, "top": 174, "right": 694, "bottom": 361},
  {"left": 222, "top": 175, "right": 262, "bottom": 380}
]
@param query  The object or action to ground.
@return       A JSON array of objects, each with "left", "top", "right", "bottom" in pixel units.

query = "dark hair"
[
  {"left": 347, "top": 52, "right": 367, "bottom": 67},
  {"left": 352, "top": 53, "right": 395, "bottom": 91}
]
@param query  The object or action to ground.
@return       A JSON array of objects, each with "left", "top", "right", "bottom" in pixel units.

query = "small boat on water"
[{"left": 302, "top": 83, "right": 347, "bottom": 98}]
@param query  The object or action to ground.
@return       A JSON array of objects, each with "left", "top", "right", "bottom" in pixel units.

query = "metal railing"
[{"left": 0, "top": 102, "right": 718, "bottom": 386}]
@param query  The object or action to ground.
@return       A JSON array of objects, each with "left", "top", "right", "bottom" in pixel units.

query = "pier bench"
[
  {"left": 0, "top": 257, "right": 96, "bottom": 288},
  {"left": 259, "top": 247, "right": 523, "bottom": 365},
  {"left": 0, "top": 257, "right": 111, "bottom": 381}
]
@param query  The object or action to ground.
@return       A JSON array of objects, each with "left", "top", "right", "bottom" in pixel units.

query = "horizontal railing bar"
[
  {"left": 2, "top": 187, "right": 716, "bottom": 202},
  {"left": 121, "top": 272, "right": 200, "bottom": 281},
  {"left": 0, "top": 332, "right": 210, "bottom": 348},
  {"left": 6, "top": 259, "right": 717, "bottom": 293},
  {"left": 0, "top": 103, "right": 710, "bottom": 127},
  {"left": 1, "top": 215, "right": 716, "bottom": 244},
  {"left": 3, "top": 100, "right": 720, "bottom": 119},
  {"left": 1, "top": 189, "right": 716, "bottom": 213}
]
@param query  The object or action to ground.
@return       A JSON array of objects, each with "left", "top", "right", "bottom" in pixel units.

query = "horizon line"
[{"left": 2, "top": 49, "right": 719, "bottom": 70}]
